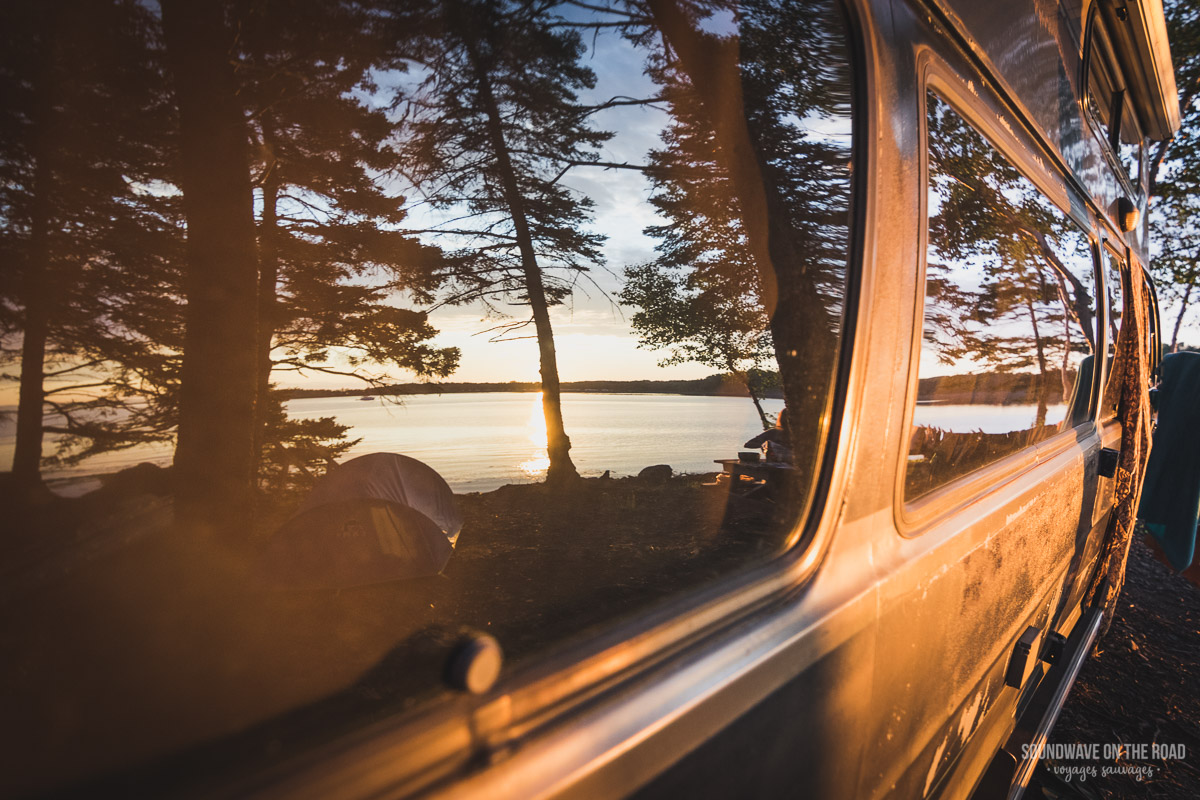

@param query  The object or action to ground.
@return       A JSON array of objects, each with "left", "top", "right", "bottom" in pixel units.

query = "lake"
[{"left": 1, "top": 393, "right": 1064, "bottom": 495}]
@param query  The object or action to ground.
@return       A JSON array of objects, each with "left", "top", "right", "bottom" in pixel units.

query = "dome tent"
[{"left": 259, "top": 453, "right": 463, "bottom": 589}]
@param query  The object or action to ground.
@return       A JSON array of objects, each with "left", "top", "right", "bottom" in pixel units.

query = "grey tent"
[{"left": 259, "top": 453, "right": 463, "bottom": 589}]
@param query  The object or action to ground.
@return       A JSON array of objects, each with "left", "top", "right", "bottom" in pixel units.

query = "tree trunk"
[
  {"left": 1148, "top": 72, "right": 1200, "bottom": 193},
  {"left": 161, "top": 0, "right": 260, "bottom": 537},
  {"left": 11, "top": 13, "right": 58, "bottom": 493},
  {"left": 740, "top": 370, "right": 771, "bottom": 429},
  {"left": 1027, "top": 298, "right": 1049, "bottom": 428},
  {"left": 1059, "top": 303, "right": 1073, "bottom": 403},
  {"left": 646, "top": 0, "right": 839, "bottom": 489},
  {"left": 253, "top": 116, "right": 281, "bottom": 477},
  {"left": 1170, "top": 281, "right": 1192, "bottom": 353},
  {"left": 1031, "top": 230, "right": 1096, "bottom": 354},
  {"left": 463, "top": 35, "right": 578, "bottom": 485},
  {"left": 12, "top": 149, "right": 52, "bottom": 490}
]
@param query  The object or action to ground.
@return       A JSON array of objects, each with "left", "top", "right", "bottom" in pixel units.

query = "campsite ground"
[
  {"left": 1, "top": 472, "right": 1197, "bottom": 798},
  {"left": 0, "top": 471, "right": 784, "bottom": 796},
  {"left": 1044, "top": 535, "right": 1200, "bottom": 799}
]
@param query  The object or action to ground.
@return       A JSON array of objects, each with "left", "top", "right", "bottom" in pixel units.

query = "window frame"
[
  {"left": 897, "top": 65, "right": 1104, "bottom": 534},
  {"left": 232, "top": 2, "right": 874, "bottom": 794},
  {"left": 1146, "top": 265, "right": 1162, "bottom": 381}
]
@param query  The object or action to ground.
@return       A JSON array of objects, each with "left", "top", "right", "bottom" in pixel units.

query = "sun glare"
[{"left": 520, "top": 392, "right": 550, "bottom": 477}]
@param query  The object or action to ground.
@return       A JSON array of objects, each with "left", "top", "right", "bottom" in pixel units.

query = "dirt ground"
[{"left": 1040, "top": 536, "right": 1200, "bottom": 799}]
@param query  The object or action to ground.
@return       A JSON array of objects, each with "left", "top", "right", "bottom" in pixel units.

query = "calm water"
[
  {"left": 293, "top": 392, "right": 784, "bottom": 492},
  {"left": 0, "top": 393, "right": 782, "bottom": 494},
  {"left": 1, "top": 393, "right": 1064, "bottom": 495}
]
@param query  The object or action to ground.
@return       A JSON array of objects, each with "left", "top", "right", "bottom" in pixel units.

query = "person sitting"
[{"left": 743, "top": 408, "right": 793, "bottom": 464}]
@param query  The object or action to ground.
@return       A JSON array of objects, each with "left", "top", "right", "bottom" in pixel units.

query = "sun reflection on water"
[{"left": 520, "top": 392, "right": 550, "bottom": 478}]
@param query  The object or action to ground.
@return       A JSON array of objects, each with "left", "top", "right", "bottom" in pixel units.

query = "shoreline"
[{"left": 277, "top": 377, "right": 783, "bottom": 401}]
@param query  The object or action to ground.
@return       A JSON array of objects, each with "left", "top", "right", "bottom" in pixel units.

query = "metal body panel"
[
  {"left": 856, "top": 2, "right": 1120, "bottom": 796},
  {"left": 1097, "top": 0, "right": 1182, "bottom": 139}
]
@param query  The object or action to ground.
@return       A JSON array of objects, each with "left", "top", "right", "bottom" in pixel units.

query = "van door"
[
  {"left": 858, "top": 80, "right": 1106, "bottom": 798},
  {"left": 1056, "top": 241, "right": 1128, "bottom": 621}
]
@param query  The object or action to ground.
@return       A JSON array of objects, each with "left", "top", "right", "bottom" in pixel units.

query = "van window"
[
  {"left": 1087, "top": 24, "right": 1143, "bottom": 185},
  {"left": 1, "top": 1, "right": 858, "bottom": 793},
  {"left": 907, "top": 93, "right": 1099, "bottom": 500}
]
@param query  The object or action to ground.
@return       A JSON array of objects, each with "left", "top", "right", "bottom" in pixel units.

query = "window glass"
[
  {"left": 1087, "top": 30, "right": 1141, "bottom": 186},
  {"left": 907, "top": 93, "right": 1099, "bottom": 500},
  {"left": 0, "top": 1, "right": 856, "bottom": 793},
  {"left": 1087, "top": 52, "right": 1116, "bottom": 130},
  {"left": 1117, "top": 102, "right": 1144, "bottom": 183}
]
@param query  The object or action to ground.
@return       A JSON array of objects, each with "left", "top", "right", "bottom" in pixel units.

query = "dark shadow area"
[{"left": 0, "top": 470, "right": 791, "bottom": 797}]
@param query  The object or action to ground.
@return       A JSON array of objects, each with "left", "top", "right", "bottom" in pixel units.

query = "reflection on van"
[{"left": 0, "top": 0, "right": 1179, "bottom": 797}]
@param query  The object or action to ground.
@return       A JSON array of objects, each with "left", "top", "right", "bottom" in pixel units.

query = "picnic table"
[{"left": 714, "top": 458, "right": 794, "bottom": 496}]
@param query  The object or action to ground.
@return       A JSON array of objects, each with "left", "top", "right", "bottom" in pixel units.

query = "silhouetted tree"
[
  {"left": 1147, "top": 0, "right": 1200, "bottom": 351},
  {"left": 0, "top": 0, "right": 173, "bottom": 491},
  {"left": 2, "top": 1, "right": 460, "bottom": 505},
  {"left": 1150, "top": 186, "right": 1200, "bottom": 350},
  {"left": 397, "top": 0, "right": 613, "bottom": 485},
  {"left": 618, "top": 0, "right": 854, "bottom": 485},
  {"left": 925, "top": 93, "right": 1097, "bottom": 419},
  {"left": 160, "top": 0, "right": 262, "bottom": 534},
  {"left": 257, "top": 394, "right": 360, "bottom": 496},
  {"left": 622, "top": 260, "right": 775, "bottom": 427},
  {"left": 234, "top": 0, "right": 459, "bottom": 472}
]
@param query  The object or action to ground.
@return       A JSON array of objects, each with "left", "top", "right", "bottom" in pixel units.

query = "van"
[
  {"left": 236, "top": 1, "right": 1175, "bottom": 797},
  {"left": 0, "top": 0, "right": 1178, "bottom": 797}
]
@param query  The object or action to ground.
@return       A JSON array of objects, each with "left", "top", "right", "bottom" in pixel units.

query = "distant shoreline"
[{"left": 278, "top": 376, "right": 785, "bottom": 401}]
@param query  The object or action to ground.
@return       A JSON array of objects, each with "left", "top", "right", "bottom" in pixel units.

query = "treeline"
[{"left": 279, "top": 374, "right": 786, "bottom": 400}]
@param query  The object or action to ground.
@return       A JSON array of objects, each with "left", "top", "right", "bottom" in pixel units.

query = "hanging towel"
[{"left": 1137, "top": 351, "right": 1200, "bottom": 571}]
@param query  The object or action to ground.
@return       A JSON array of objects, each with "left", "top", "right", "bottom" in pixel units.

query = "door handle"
[
  {"left": 1098, "top": 447, "right": 1119, "bottom": 479},
  {"left": 1005, "top": 626, "right": 1041, "bottom": 688}
]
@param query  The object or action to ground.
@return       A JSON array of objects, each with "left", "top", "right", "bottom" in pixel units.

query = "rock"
[
  {"left": 637, "top": 464, "right": 672, "bottom": 484},
  {"left": 95, "top": 463, "right": 173, "bottom": 499}
]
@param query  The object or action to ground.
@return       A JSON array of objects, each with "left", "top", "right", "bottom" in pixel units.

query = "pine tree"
[
  {"left": 233, "top": 0, "right": 459, "bottom": 474},
  {"left": 1147, "top": 0, "right": 1200, "bottom": 350},
  {"left": 621, "top": 260, "right": 776, "bottom": 428},
  {"left": 925, "top": 93, "right": 1098, "bottom": 419},
  {"left": 0, "top": 0, "right": 175, "bottom": 492},
  {"left": 625, "top": 0, "right": 855, "bottom": 483},
  {"left": 618, "top": 35, "right": 780, "bottom": 430},
  {"left": 396, "top": 0, "right": 612, "bottom": 486},
  {"left": 2, "top": 1, "right": 461, "bottom": 507}
]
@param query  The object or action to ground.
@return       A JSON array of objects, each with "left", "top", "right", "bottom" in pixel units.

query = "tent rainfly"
[{"left": 259, "top": 453, "right": 463, "bottom": 589}]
